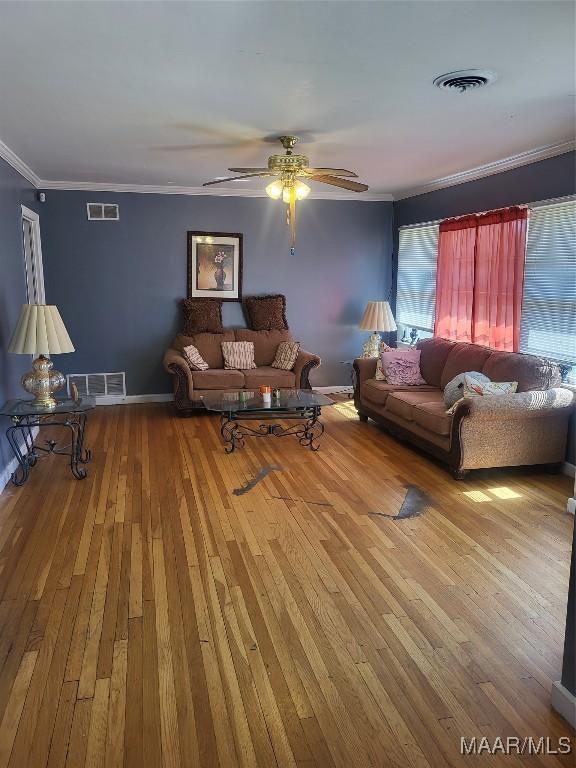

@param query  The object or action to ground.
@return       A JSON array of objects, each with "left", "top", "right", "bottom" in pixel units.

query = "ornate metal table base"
[
  {"left": 220, "top": 406, "right": 325, "bottom": 453},
  {"left": 6, "top": 413, "right": 92, "bottom": 486}
]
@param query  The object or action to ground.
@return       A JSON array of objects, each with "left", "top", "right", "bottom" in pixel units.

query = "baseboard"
[
  {"left": 314, "top": 385, "right": 353, "bottom": 395},
  {"left": 551, "top": 681, "right": 576, "bottom": 728},
  {"left": 0, "top": 426, "right": 39, "bottom": 495},
  {"left": 562, "top": 461, "right": 575, "bottom": 478},
  {"left": 94, "top": 393, "right": 174, "bottom": 405},
  {"left": 567, "top": 498, "right": 576, "bottom": 516}
]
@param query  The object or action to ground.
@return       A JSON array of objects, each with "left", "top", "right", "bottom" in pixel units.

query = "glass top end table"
[
  {"left": 202, "top": 389, "right": 334, "bottom": 453},
  {"left": 0, "top": 397, "right": 95, "bottom": 486}
]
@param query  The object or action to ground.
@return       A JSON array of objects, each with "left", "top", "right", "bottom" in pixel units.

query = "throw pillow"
[
  {"left": 221, "top": 341, "right": 257, "bottom": 370},
  {"left": 244, "top": 295, "right": 289, "bottom": 331},
  {"left": 182, "top": 344, "right": 209, "bottom": 371},
  {"left": 375, "top": 342, "right": 392, "bottom": 380},
  {"left": 271, "top": 341, "right": 300, "bottom": 370},
  {"left": 181, "top": 298, "right": 223, "bottom": 334},
  {"left": 380, "top": 349, "right": 426, "bottom": 386},
  {"left": 463, "top": 375, "right": 518, "bottom": 399},
  {"left": 443, "top": 371, "right": 490, "bottom": 407}
]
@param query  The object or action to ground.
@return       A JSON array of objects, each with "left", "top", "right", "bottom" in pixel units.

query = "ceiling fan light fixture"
[
  {"left": 295, "top": 181, "right": 311, "bottom": 200},
  {"left": 282, "top": 186, "right": 293, "bottom": 204},
  {"left": 265, "top": 180, "right": 283, "bottom": 199}
]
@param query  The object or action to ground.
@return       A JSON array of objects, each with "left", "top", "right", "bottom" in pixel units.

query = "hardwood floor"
[{"left": 0, "top": 399, "right": 573, "bottom": 767}]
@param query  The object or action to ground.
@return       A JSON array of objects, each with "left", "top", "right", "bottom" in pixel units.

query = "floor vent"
[{"left": 67, "top": 372, "right": 126, "bottom": 404}]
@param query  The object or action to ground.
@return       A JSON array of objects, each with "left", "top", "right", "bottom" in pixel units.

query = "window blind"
[
  {"left": 396, "top": 223, "right": 439, "bottom": 331},
  {"left": 520, "top": 199, "right": 576, "bottom": 363}
]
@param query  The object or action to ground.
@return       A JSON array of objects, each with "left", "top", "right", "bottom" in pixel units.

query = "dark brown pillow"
[
  {"left": 181, "top": 298, "right": 223, "bottom": 334},
  {"left": 244, "top": 294, "right": 288, "bottom": 331}
]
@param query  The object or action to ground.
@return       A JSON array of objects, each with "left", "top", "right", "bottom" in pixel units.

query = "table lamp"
[
  {"left": 8, "top": 304, "right": 75, "bottom": 408},
  {"left": 359, "top": 300, "right": 397, "bottom": 357}
]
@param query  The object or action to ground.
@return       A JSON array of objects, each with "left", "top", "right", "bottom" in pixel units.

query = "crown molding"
[
  {"left": 394, "top": 139, "right": 576, "bottom": 201},
  {"left": 0, "top": 139, "right": 41, "bottom": 187},
  {"left": 38, "top": 178, "right": 393, "bottom": 201}
]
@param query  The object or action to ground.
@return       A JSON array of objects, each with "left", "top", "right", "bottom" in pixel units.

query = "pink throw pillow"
[{"left": 381, "top": 349, "right": 426, "bottom": 386}]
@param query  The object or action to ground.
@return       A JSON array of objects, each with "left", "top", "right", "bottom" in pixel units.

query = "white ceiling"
[{"left": 0, "top": 1, "right": 574, "bottom": 198}]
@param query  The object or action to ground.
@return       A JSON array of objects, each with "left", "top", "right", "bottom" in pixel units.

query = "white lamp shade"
[
  {"left": 8, "top": 304, "right": 75, "bottom": 355},
  {"left": 359, "top": 300, "right": 397, "bottom": 332}
]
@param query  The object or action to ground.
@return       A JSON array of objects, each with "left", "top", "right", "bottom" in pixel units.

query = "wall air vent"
[
  {"left": 87, "top": 203, "right": 119, "bottom": 220},
  {"left": 67, "top": 372, "right": 126, "bottom": 404},
  {"left": 433, "top": 69, "right": 498, "bottom": 93}
]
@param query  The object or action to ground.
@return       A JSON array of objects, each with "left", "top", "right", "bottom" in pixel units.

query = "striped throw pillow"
[
  {"left": 271, "top": 341, "right": 300, "bottom": 371},
  {"left": 182, "top": 344, "right": 209, "bottom": 371},
  {"left": 221, "top": 341, "right": 257, "bottom": 370}
]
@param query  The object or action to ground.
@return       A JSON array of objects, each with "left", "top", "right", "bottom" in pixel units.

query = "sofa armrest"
[
  {"left": 163, "top": 348, "right": 194, "bottom": 402},
  {"left": 449, "top": 387, "right": 575, "bottom": 473},
  {"left": 353, "top": 357, "right": 378, "bottom": 387},
  {"left": 453, "top": 387, "right": 575, "bottom": 422},
  {"left": 293, "top": 349, "right": 321, "bottom": 389}
]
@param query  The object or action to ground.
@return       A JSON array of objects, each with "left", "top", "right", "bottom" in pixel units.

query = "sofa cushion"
[
  {"left": 244, "top": 294, "right": 289, "bottom": 330},
  {"left": 482, "top": 350, "right": 561, "bottom": 392},
  {"left": 417, "top": 337, "right": 455, "bottom": 386},
  {"left": 242, "top": 366, "right": 296, "bottom": 389},
  {"left": 272, "top": 341, "right": 300, "bottom": 370},
  {"left": 182, "top": 343, "right": 209, "bottom": 371},
  {"left": 440, "top": 343, "right": 493, "bottom": 389},
  {"left": 412, "top": 399, "right": 452, "bottom": 436},
  {"left": 173, "top": 331, "right": 235, "bottom": 369},
  {"left": 181, "top": 298, "right": 223, "bottom": 334},
  {"left": 191, "top": 369, "right": 245, "bottom": 389},
  {"left": 362, "top": 379, "right": 437, "bottom": 407},
  {"left": 222, "top": 341, "right": 257, "bottom": 370},
  {"left": 385, "top": 391, "right": 444, "bottom": 422},
  {"left": 235, "top": 329, "right": 293, "bottom": 366}
]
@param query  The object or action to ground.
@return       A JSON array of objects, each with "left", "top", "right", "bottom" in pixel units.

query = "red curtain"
[
  {"left": 434, "top": 215, "right": 477, "bottom": 343},
  {"left": 434, "top": 207, "right": 528, "bottom": 351}
]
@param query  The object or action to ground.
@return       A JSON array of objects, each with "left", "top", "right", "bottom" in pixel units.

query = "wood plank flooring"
[{"left": 0, "top": 399, "right": 573, "bottom": 767}]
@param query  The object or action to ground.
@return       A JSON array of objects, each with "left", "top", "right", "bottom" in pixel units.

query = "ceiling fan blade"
[
  {"left": 203, "top": 172, "right": 275, "bottom": 186},
  {"left": 304, "top": 168, "right": 358, "bottom": 178},
  {"left": 228, "top": 167, "right": 271, "bottom": 173},
  {"left": 309, "top": 175, "right": 369, "bottom": 192}
]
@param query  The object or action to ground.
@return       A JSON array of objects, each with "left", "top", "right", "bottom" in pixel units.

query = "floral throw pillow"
[
  {"left": 463, "top": 375, "right": 518, "bottom": 398},
  {"left": 380, "top": 349, "right": 426, "bottom": 386}
]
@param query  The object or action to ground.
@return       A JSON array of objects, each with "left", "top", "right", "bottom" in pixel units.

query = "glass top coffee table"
[{"left": 202, "top": 389, "right": 334, "bottom": 453}]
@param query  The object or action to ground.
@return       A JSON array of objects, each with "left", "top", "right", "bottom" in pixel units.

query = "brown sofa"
[
  {"left": 164, "top": 328, "right": 321, "bottom": 415},
  {"left": 354, "top": 337, "right": 574, "bottom": 478}
]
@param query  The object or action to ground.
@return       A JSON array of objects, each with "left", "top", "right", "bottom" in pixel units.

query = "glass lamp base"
[{"left": 21, "top": 355, "right": 65, "bottom": 409}]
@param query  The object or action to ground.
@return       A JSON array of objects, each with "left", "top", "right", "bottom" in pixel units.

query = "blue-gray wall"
[
  {"left": 40, "top": 192, "right": 393, "bottom": 393},
  {"left": 393, "top": 150, "right": 576, "bottom": 464},
  {"left": 394, "top": 151, "right": 576, "bottom": 228},
  {"left": 0, "top": 157, "right": 39, "bottom": 479}
]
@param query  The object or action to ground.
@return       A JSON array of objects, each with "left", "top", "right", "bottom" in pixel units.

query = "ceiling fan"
[{"left": 203, "top": 135, "right": 369, "bottom": 254}]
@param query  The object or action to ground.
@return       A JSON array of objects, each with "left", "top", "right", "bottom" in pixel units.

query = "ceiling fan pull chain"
[{"left": 289, "top": 189, "right": 297, "bottom": 255}]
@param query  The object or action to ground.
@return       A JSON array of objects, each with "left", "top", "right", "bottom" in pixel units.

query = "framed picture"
[{"left": 187, "top": 231, "right": 243, "bottom": 301}]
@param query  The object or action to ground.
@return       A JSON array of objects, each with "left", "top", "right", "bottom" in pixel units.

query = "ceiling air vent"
[
  {"left": 87, "top": 203, "right": 119, "bottom": 221},
  {"left": 67, "top": 372, "right": 126, "bottom": 404},
  {"left": 433, "top": 69, "right": 498, "bottom": 93}
]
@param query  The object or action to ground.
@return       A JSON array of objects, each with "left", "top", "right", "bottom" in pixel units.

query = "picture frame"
[{"left": 187, "top": 231, "right": 243, "bottom": 301}]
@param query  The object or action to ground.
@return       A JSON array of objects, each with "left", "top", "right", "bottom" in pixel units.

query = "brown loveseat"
[
  {"left": 164, "top": 328, "right": 321, "bottom": 415},
  {"left": 354, "top": 337, "right": 574, "bottom": 478}
]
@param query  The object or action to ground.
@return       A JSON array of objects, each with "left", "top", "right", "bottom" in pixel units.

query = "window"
[
  {"left": 520, "top": 199, "right": 576, "bottom": 363},
  {"left": 21, "top": 205, "right": 45, "bottom": 304},
  {"left": 396, "top": 223, "right": 438, "bottom": 332}
]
